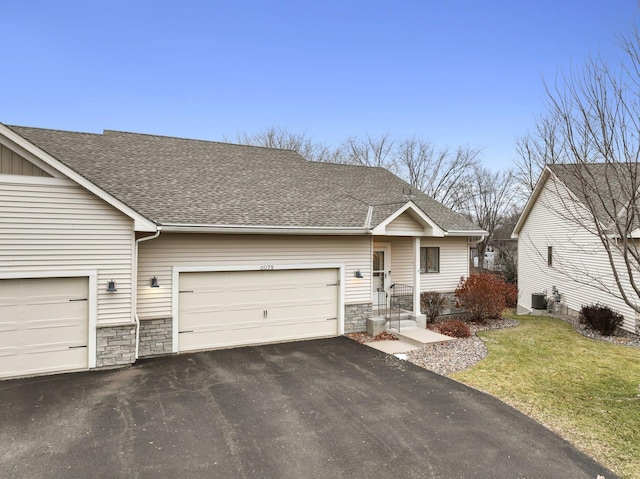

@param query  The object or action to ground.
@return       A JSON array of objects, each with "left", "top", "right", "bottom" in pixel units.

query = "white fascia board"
[
  {"left": 160, "top": 223, "right": 372, "bottom": 235},
  {"left": 370, "top": 201, "right": 446, "bottom": 237},
  {"left": 445, "top": 229, "right": 488, "bottom": 237},
  {"left": 0, "top": 124, "right": 157, "bottom": 232}
]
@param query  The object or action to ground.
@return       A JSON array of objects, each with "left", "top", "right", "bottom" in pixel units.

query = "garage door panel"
[
  {"left": 179, "top": 269, "right": 339, "bottom": 352},
  {"left": 225, "top": 290, "right": 265, "bottom": 306},
  {"left": 24, "top": 301, "right": 88, "bottom": 323},
  {"left": 23, "top": 321, "right": 86, "bottom": 348},
  {"left": 22, "top": 347, "right": 87, "bottom": 375},
  {"left": 180, "top": 291, "right": 225, "bottom": 308},
  {"left": 224, "top": 307, "right": 264, "bottom": 323},
  {"left": 0, "top": 329, "right": 18, "bottom": 350},
  {"left": 0, "top": 277, "right": 89, "bottom": 379},
  {"left": 0, "top": 353, "right": 19, "bottom": 377}
]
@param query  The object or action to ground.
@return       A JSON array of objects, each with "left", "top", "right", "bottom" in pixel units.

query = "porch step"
[
  {"left": 387, "top": 319, "right": 419, "bottom": 330},
  {"left": 387, "top": 326, "right": 455, "bottom": 349},
  {"left": 384, "top": 312, "right": 414, "bottom": 321}
]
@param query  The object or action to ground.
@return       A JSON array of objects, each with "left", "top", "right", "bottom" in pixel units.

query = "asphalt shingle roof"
[
  {"left": 7, "top": 125, "right": 481, "bottom": 232},
  {"left": 548, "top": 163, "right": 640, "bottom": 228}
]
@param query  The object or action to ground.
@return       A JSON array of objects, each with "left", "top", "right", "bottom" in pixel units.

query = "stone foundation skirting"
[
  {"left": 434, "top": 291, "right": 466, "bottom": 318},
  {"left": 96, "top": 324, "right": 136, "bottom": 368},
  {"left": 139, "top": 317, "right": 173, "bottom": 357},
  {"left": 344, "top": 302, "right": 372, "bottom": 333}
]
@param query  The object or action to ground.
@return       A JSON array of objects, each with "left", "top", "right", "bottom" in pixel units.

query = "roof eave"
[
  {"left": 445, "top": 229, "right": 488, "bottom": 237},
  {"left": 160, "top": 223, "right": 373, "bottom": 235}
]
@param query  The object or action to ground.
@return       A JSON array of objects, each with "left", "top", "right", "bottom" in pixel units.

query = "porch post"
[{"left": 413, "top": 237, "right": 424, "bottom": 326}]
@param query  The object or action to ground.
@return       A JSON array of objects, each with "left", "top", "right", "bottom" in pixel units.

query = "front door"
[{"left": 372, "top": 246, "right": 390, "bottom": 311}]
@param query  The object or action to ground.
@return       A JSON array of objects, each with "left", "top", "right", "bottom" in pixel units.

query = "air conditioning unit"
[{"left": 531, "top": 293, "right": 547, "bottom": 310}]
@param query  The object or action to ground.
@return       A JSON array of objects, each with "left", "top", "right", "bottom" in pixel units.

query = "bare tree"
[
  {"left": 491, "top": 208, "right": 521, "bottom": 282},
  {"left": 522, "top": 21, "right": 640, "bottom": 314},
  {"left": 231, "top": 126, "right": 337, "bottom": 163},
  {"left": 338, "top": 133, "right": 396, "bottom": 172},
  {"left": 396, "top": 137, "right": 481, "bottom": 210},
  {"left": 513, "top": 116, "right": 567, "bottom": 202},
  {"left": 460, "top": 167, "right": 516, "bottom": 269}
]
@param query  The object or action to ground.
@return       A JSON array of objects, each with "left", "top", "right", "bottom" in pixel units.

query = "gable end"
[{"left": 0, "top": 144, "right": 51, "bottom": 177}]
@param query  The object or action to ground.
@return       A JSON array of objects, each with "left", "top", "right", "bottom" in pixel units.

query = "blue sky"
[{"left": 1, "top": 1, "right": 638, "bottom": 170}]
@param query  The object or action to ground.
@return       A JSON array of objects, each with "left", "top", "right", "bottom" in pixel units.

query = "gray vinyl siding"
[
  {"left": 518, "top": 176, "right": 637, "bottom": 333},
  {"left": 137, "top": 233, "right": 371, "bottom": 319},
  {"left": 0, "top": 144, "right": 50, "bottom": 177},
  {"left": 0, "top": 176, "right": 134, "bottom": 325}
]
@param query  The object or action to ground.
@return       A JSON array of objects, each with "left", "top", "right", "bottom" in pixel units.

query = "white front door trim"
[
  {"left": 372, "top": 242, "right": 391, "bottom": 307},
  {"left": 171, "top": 263, "right": 346, "bottom": 353}
]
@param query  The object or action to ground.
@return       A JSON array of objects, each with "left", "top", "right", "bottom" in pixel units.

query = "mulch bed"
[{"left": 345, "top": 331, "right": 399, "bottom": 344}]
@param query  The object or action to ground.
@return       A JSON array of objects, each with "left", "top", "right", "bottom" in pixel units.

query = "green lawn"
[{"left": 451, "top": 315, "right": 640, "bottom": 479}]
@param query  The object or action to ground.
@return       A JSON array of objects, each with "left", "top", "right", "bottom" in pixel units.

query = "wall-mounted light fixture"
[
  {"left": 107, "top": 279, "right": 117, "bottom": 292},
  {"left": 151, "top": 276, "right": 160, "bottom": 288},
  {"left": 354, "top": 270, "right": 363, "bottom": 279}
]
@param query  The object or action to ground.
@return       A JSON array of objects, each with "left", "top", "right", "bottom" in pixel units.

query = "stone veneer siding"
[
  {"left": 432, "top": 292, "right": 466, "bottom": 319},
  {"left": 139, "top": 317, "right": 173, "bottom": 357},
  {"left": 344, "top": 302, "right": 372, "bottom": 333},
  {"left": 96, "top": 324, "right": 136, "bottom": 368}
]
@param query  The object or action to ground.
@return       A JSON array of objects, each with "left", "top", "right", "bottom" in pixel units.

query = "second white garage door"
[{"left": 178, "top": 268, "right": 339, "bottom": 352}]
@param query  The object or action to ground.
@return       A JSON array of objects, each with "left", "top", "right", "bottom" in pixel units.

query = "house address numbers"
[{"left": 260, "top": 265, "right": 275, "bottom": 270}]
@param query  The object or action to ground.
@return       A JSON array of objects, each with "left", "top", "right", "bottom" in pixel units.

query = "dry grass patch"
[{"left": 451, "top": 314, "right": 640, "bottom": 479}]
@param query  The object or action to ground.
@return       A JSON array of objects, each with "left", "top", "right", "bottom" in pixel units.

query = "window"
[
  {"left": 420, "top": 247, "right": 440, "bottom": 273},
  {"left": 547, "top": 246, "right": 553, "bottom": 267}
]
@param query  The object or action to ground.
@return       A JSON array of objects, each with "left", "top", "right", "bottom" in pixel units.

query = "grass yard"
[{"left": 451, "top": 314, "right": 640, "bottom": 479}]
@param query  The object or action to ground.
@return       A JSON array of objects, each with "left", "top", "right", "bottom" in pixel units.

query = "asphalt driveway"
[{"left": 0, "top": 337, "right": 618, "bottom": 479}]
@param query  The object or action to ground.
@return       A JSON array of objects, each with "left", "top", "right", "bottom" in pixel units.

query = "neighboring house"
[
  {"left": 0, "top": 123, "right": 485, "bottom": 379},
  {"left": 513, "top": 164, "right": 640, "bottom": 335}
]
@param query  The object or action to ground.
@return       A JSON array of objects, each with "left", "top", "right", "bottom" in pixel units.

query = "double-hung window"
[{"left": 420, "top": 247, "right": 440, "bottom": 273}]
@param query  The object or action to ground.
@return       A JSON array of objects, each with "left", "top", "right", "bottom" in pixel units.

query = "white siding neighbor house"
[
  {"left": 0, "top": 122, "right": 485, "bottom": 379},
  {"left": 513, "top": 164, "right": 640, "bottom": 335}
]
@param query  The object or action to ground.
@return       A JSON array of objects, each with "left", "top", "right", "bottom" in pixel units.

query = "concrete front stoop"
[
  {"left": 365, "top": 322, "right": 455, "bottom": 355},
  {"left": 389, "top": 327, "right": 455, "bottom": 349}
]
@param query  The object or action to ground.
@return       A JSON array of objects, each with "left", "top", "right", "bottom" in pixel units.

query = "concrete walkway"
[{"left": 365, "top": 327, "right": 454, "bottom": 354}]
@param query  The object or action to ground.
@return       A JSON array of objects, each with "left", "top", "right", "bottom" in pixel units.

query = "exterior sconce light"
[
  {"left": 354, "top": 270, "right": 364, "bottom": 279},
  {"left": 107, "top": 279, "right": 117, "bottom": 292},
  {"left": 151, "top": 276, "right": 160, "bottom": 288}
]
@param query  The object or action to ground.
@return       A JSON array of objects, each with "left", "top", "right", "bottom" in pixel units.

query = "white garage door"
[
  {"left": 0, "top": 277, "right": 89, "bottom": 379},
  {"left": 178, "top": 268, "right": 339, "bottom": 352}
]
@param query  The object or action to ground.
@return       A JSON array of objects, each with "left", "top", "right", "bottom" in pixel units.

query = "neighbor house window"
[
  {"left": 547, "top": 246, "right": 553, "bottom": 267},
  {"left": 420, "top": 247, "right": 440, "bottom": 273}
]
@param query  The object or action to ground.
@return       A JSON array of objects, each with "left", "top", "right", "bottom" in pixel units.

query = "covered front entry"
[
  {"left": 177, "top": 268, "right": 340, "bottom": 352},
  {"left": 0, "top": 276, "right": 89, "bottom": 379}
]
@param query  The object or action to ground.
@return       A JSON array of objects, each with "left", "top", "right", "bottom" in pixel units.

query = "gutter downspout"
[{"left": 133, "top": 226, "right": 162, "bottom": 360}]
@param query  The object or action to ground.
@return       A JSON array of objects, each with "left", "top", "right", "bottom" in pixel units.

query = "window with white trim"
[{"left": 420, "top": 247, "right": 440, "bottom": 273}]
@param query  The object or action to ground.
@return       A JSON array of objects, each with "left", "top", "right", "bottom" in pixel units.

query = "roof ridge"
[
  {"left": 103, "top": 129, "right": 302, "bottom": 154},
  {"left": 7, "top": 124, "right": 103, "bottom": 137}
]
